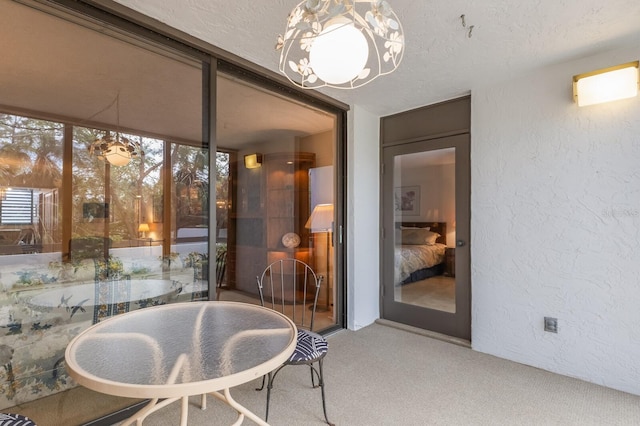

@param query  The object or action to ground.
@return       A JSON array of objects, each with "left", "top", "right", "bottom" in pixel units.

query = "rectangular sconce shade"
[
  {"left": 573, "top": 61, "right": 639, "bottom": 107},
  {"left": 244, "top": 153, "right": 262, "bottom": 169}
]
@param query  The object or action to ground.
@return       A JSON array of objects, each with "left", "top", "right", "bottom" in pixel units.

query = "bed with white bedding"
[{"left": 394, "top": 222, "right": 447, "bottom": 285}]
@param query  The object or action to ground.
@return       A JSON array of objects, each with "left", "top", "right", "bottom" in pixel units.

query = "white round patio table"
[{"left": 65, "top": 301, "right": 297, "bottom": 426}]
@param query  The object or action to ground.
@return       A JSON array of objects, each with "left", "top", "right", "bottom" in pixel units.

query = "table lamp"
[
  {"left": 138, "top": 223, "right": 150, "bottom": 238},
  {"left": 305, "top": 203, "right": 333, "bottom": 312}
]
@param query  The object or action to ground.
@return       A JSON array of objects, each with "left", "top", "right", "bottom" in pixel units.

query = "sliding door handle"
[{"left": 456, "top": 240, "right": 466, "bottom": 247}]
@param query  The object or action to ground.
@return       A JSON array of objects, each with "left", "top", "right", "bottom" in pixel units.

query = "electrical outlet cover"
[{"left": 544, "top": 317, "right": 558, "bottom": 333}]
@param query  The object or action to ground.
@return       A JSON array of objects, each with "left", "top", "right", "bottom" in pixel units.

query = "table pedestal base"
[
  {"left": 208, "top": 388, "right": 269, "bottom": 426},
  {"left": 120, "top": 396, "right": 185, "bottom": 426},
  {"left": 119, "top": 388, "right": 269, "bottom": 426}
]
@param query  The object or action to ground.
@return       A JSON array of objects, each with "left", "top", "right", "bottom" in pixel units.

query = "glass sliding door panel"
[
  {"left": 172, "top": 141, "right": 210, "bottom": 299},
  {"left": 214, "top": 150, "right": 232, "bottom": 294},
  {"left": 393, "top": 148, "right": 456, "bottom": 313},
  {"left": 216, "top": 71, "right": 339, "bottom": 330}
]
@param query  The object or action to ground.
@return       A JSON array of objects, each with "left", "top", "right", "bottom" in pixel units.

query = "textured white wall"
[
  {"left": 347, "top": 106, "right": 381, "bottom": 330},
  {"left": 471, "top": 44, "right": 640, "bottom": 395}
]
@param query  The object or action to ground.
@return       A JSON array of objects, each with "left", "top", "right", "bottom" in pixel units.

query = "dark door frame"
[
  {"left": 379, "top": 96, "right": 471, "bottom": 341},
  {"left": 381, "top": 134, "right": 470, "bottom": 339}
]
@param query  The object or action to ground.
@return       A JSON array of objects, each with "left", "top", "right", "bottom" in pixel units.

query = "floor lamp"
[{"left": 305, "top": 203, "right": 333, "bottom": 312}]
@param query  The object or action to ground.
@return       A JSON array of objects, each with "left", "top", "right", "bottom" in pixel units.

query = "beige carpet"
[{"left": 10, "top": 322, "right": 640, "bottom": 425}]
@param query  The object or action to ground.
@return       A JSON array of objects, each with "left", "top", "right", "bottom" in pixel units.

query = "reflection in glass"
[
  {"left": 0, "top": 1, "right": 206, "bottom": 419},
  {"left": 0, "top": 115, "right": 63, "bottom": 254},
  {"left": 393, "top": 148, "right": 456, "bottom": 313},
  {"left": 216, "top": 72, "right": 338, "bottom": 329}
]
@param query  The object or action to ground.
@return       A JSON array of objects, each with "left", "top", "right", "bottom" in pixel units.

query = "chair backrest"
[
  {"left": 216, "top": 248, "right": 227, "bottom": 285},
  {"left": 256, "top": 258, "right": 324, "bottom": 331}
]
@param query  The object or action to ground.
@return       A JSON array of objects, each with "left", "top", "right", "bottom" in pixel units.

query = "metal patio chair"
[{"left": 255, "top": 258, "right": 333, "bottom": 425}]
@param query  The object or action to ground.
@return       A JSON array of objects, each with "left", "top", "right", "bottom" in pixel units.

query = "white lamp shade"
[
  {"left": 309, "top": 22, "right": 369, "bottom": 85},
  {"left": 305, "top": 203, "right": 334, "bottom": 233},
  {"left": 104, "top": 141, "right": 132, "bottom": 166},
  {"left": 138, "top": 223, "right": 150, "bottom": 233},
  {"left": 574, "top": 62, "right": 639, "bottom": 107}
]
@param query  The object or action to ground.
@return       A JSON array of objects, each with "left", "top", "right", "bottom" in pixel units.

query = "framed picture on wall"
[
  {"left": 394, "top": 186, "right": 420, "bottom": 215},
  {"left": 82, "top": 202, "right": 109, "bottom": 222}
]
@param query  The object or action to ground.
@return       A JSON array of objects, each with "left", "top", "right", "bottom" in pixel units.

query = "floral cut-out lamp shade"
[
  {"left": 89, "top": 134, "right": 143, "bottom": 167},
  {"left": 277, "top": 0, "right": 404, "bottom": 89}
]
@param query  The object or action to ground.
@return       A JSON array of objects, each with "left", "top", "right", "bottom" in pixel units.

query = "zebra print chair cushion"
[
  {"left": 0, "top": 413, "right": 37, "bottom": 426},
  {"left": 288, "top": 329, "right": 328, "bottom": 364}
]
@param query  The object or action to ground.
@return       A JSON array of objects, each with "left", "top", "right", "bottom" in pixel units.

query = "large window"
[{"left": 0, "top": 1, "right": 207, "bottom": 421}]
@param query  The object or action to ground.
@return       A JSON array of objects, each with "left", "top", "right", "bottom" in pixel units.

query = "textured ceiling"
[{"left": 113, "top": 0, "right": 640, "bottom": 116}]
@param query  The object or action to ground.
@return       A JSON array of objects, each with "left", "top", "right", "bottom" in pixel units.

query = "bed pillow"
[{"left": 401, "top": 228, "right": 440, "bottom": 245}]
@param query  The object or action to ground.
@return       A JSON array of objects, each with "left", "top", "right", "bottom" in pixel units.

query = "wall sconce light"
[
  {"left": 244, "top": 153, "right": 262, "bottom": 169},
  {"left": 573, "top": 61, "right": 639, "bottom": 107},
  {"left": 138, "top": 223, "right": 150, "bottom": 238}
]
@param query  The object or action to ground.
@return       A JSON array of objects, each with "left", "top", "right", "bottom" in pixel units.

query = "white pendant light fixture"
[
  {"left": 90, "top": 133, "right": 142, "bottom": 167},
  {"left": 277, "top": 0, "right": 404, "bottom": 89},
  {"left": 88, "top": 93, "right": 143, "bottom": 166}
]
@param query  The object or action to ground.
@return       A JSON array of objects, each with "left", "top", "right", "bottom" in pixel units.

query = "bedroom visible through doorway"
[{"left": 392, "top": 149, "right": 456, "bottom": 313}]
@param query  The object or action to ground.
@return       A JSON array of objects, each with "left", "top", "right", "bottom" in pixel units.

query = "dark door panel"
[{"left": 382, "top": 134, "right": 470, "bottom": 340}]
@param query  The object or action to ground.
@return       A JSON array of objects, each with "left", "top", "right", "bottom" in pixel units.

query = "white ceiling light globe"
[
  {"left": 104, "top": 141, "right": 132, "bottom": 166},
  {"left": 309, "top": 22, "right": 369, "bottom": 85}
]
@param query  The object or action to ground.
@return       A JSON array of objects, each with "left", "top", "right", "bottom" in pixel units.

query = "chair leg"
[
  {"left": 265, "top": 371, "right": 274, "bottom": 422},
  {"left": 317, "top": 359, "right": 334, "bottom": 426},
  {"left": 259, "top": 365, "right": 284, "bottom": 421},
  {"left": 310, "top": 364, "right": 316, "bottom": 387},
  {"left": 259, "top": 363, "right": 332, "bottom": 425}
]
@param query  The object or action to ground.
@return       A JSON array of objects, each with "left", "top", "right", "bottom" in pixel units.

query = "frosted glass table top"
[{"left": 65, "top": 301, "right": 297, "bottom": 399}]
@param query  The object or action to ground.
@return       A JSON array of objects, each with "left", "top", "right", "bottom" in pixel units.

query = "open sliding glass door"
[{"left": 382, "top": 134, "right": 470, "bottom": 340}]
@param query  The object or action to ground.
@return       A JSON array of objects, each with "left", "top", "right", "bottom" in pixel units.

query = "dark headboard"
[{"left": 398, "top": 222, "right": 447, "bottom": 245}]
